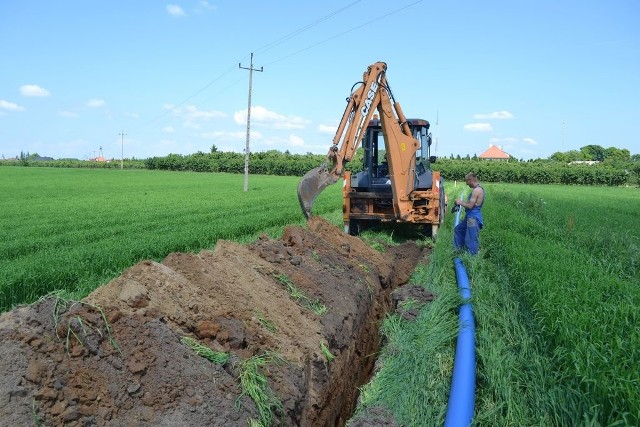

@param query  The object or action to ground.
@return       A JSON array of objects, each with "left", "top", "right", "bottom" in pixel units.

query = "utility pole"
[
  {"left": 118, "top": 130, "right": 127, "bottom": 170},
  {"left": 239, "top": 53, "right": 263, "bottom": 192}
]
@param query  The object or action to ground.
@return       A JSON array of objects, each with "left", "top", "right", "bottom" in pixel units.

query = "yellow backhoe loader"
[{"left": 297, "top": 61, "right": 445, "bottom": 238}]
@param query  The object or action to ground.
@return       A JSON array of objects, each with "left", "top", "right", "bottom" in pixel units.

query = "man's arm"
[{"left": 455, "top": 187, "right": 482, "bottom": 209}]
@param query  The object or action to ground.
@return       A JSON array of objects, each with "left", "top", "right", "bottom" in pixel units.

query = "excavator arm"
[{"left": 297, "top": 61, "right": 419, "bottom": 219}]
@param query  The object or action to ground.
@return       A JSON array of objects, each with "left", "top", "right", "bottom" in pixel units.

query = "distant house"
[
  {"left": 90, "top": 156, "right": 107, "bottom": 162},
  {"left": 479, "top": 144, "right": 511, "bottom": 160},
  {"left": 569, "top": 160, "right": 600, "bottom": 165}
]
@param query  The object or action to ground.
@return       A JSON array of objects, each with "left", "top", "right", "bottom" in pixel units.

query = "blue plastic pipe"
[
  {"left": 444, "top": 257, "right": 476, "bottom": 427},
  {"left": 454, "top": 191, "right": 464, "bottom": 227}
]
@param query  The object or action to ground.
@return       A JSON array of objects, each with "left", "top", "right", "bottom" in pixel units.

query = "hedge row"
[
  {"left": 2, "top": 151, "right": 632, "bottom": 186},
  {"left": 145, "top": 152, "right": 628, "bottom": 186},
  {"left": 0, "top": 159, "right": 146, "bottom": 169},
  {"left": 435, "top": 159, "right": 628, "bottom": 186},
  {"left": 144, "top": 151, "right": 328, "bottom": 176}
]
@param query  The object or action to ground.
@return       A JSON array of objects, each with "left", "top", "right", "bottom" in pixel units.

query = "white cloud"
[
  {"left": 199, "top": 130, "right": 247, "bottom": 141},
  {"left": 167, "top": 4, "right": 186, "bottom": 17},
  {"left": 473, "top": 110, "right": 514, "bottom": 120},
  {"left": 87, "top": 99, "right": 105, "bottom": 108},
  {"left": 522, "top": 137, "right": 537, "bottom": 145},
  {"left": 59, "top": 110, "right": 78, "bottom": 118},
  {"left": 0, "top": 99, "right": 25, "bottom": 111},
  {"left": 168, "top": 105, "right": 225, "bottom": 125},
  {"left": 464, "top": 123, "right": 493, "bottom": 132},
  {"left": 20, "top": 84, "right": 50, "bottom": 97},
  {"left": 234, "top": 106, "right": 309, "bottom": 130},
  {"left": 249, "top": 130, "right": 263, "bottom": 140},
  {"left": 195, "top": 1, "right": 216, "bottom": 12},
  {"left": 317, "top": 123, "right": 337, "bottom": 134},
  {"left": 162, "top": 126, "right": 175, "bottom": 133},
  {"left": 289, "top": 134, "right": 304, "bottom": 146},
  {"left": 183, "top": 105, "right": 225, "bottom": 120}
]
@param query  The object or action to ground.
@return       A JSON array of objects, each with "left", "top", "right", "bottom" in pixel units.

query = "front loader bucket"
[{"left": 297, "top": 166, "right": 339, "bottom": 219}]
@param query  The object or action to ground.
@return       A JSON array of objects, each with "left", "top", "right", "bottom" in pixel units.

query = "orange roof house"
[{"left": 479, "top": 144, "right": 511, "bottom": 160}]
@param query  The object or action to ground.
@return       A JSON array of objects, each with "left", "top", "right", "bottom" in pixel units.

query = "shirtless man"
[{"left": 454, "top": 173, "right": 485, "bottom": 255}]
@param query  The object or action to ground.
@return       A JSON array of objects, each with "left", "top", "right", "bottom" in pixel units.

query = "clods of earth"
[{"left": 0, "top": 217, "right": 430, "bottom": 426}]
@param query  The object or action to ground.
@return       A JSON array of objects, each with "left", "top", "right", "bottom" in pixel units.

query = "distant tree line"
[
  {"left": 145, "top": 150, "right": 324, "bottom": 176},
  {"left": 2, "top": 144, "right": 638, "bottom": 186},
  {"left": 550, "top": 144, "right": 638, "bottom": 166},
  {"left": 142, "top": 144, "right": 637, "bottom": 186},
  {"left": 2, "top": 155, "right": 146, "bottom": 169},
  {"left": 441, "top": 144, "right": 639, "bottom": 185},
  {"left": 144, "top": 147, "right": 367, "bottom": 176},
  {"left": 436, "top": 158, "right": 629, "bottom": 186}
]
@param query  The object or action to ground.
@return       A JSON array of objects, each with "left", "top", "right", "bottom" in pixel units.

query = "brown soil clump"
[{"left": 0, "top": 217, "right": 426, "bottom": 426}]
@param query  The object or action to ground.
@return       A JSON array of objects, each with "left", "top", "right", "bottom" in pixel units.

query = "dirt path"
[{"left": 0, "top": 217, "right": 426, "bottom": 426}]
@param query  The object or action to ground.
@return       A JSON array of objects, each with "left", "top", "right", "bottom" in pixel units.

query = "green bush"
[{"left": 436, "top": 159, "right": 627, "bottom": 186}]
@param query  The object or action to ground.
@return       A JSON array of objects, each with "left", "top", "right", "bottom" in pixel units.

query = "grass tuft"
[
  {"left": 47, "top": 292, "right": 121, "bottom": 356},
  {"left": 237, "top": 352, "right": 285, "bottom": 427},
  {"left": 320, "top": 340, "right": 335, "bottom": 363},
  {"left": 181, "top": 336, "right": 229, "bottom": 365},
  {"left": 274, "top": 273, "right": 327, "bottom": 316},
  {"left": 254, "top": 309, "right": 278, "bottom": 333}
]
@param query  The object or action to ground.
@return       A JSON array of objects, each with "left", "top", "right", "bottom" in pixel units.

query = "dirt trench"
[{"left": 0, "top": 217, "right": 427, "bottom": 426}]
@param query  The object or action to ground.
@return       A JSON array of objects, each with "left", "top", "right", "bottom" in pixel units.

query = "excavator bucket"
[{"left": 297, "top": 166, "right": 339, "bottom": 219}]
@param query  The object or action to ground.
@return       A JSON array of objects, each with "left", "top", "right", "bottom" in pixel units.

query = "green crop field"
[
  {"left": 2, "top": 167, "right": 639, "bottom": 425},
  {"left": 353, "top": 183, "right": 639, "bottom": 426},
  {"left": 474, "top": 184, "right": 639, "bottom": 425},
  {"left": 0, "top": 167, "right": 342, "bottom": 311}
]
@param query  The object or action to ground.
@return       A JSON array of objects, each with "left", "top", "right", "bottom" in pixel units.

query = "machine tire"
[
  {"left": 439, "top": 177, "right": 446, "bottom": 225},
  {"left": 348, "top": 219, "right": 361, "bottom": 236},
  {"left": 431, "top": 224, "right": 439, "bottom": 240}
]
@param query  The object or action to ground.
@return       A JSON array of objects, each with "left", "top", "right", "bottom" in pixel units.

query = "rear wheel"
[{"left": 348, "top": 219, "right": 361, "bottom": 236}]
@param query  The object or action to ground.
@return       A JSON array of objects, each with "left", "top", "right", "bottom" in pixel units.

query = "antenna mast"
[{"left": 435, "top": 110, "right": 439, "bottom": 156}]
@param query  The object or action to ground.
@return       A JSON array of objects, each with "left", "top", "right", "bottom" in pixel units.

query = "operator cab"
[{"left": 351, "top": 118, "right": 434, "bottom": 191}]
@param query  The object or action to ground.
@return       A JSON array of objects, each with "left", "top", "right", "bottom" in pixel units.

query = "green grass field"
[
  {"left": 353, "top": 184, "right": 639, "bottom": 426},
  {"left": 2, "top": 167, "right": 638, "bottom": 425},
  {"left": 0, "top": 167, "right": 342, "bottom": 310},
  {"left": 475, "top": 184, "right": 639, "bottom": 426}
]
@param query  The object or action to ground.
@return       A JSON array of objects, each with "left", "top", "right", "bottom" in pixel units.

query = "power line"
[
  {"left": 253, "top": 0, "right": 362, "bottom": 56},
  {"left": 134, "top": 1, "right": 424, "bottom": 136},
  {"left": 135, "top": 3, "right": 361, "bottom": 132},
  {"left": 136, "top": 64, "right": 238, "bottom": 129},
  {"left": 264, "top": 0, "right": 424, "bottom": 67}
]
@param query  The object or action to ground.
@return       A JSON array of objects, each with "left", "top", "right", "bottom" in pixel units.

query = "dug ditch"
[{"left": 0, "top": 217, "right": 430, "bottom": 426}]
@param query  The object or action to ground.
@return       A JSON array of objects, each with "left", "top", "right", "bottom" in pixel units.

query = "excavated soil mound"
[{"left": 0, "top": 217, "right": 426, "bottom": 426}]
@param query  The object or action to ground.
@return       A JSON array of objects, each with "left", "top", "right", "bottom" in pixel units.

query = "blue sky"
[{"left": 1, "top": 0, "right": 638, "bottom": 161}]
